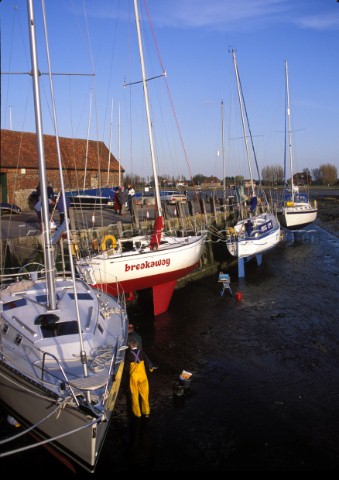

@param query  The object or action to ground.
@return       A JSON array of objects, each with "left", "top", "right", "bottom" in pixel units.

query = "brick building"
[{"left": 0, "top": 129, "right": 124, "bottom": 210}]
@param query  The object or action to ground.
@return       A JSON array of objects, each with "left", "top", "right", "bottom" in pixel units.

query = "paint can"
[{"left": 235, "top": 292, "right": 242, "bottom": 302}]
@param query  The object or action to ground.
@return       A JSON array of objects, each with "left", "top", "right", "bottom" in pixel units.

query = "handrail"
[{"left": 41, "top": 351, "right": 80, "bottom": 406}]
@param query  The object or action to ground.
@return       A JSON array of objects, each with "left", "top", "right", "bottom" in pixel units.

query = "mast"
[
  {"left": 107, "top": 98, "right": 113, "bottom": 186},
  {"left": 83, "top": 91, "right": 92, "bottom": 190},
  {"left": 285, "top": 60, "right": 294, "bottom": 201},
  {"left": 9, "top": 106, "right": 13, "bottom": 130},
  {"left": 30, "top": 0, "right": 90, "bottom": 383},
  {"left": 118, "top": 102, "right": 121, "bottom": 186},
  {"left": 133, "top": 0, "right": 162, "bottom": 217},
  {"left": 221, "top": 98, "right": 225, "bottom": 194},
  {"left": 27, "top": 0, "right": 56, "bottom": 309},
  {"left": 231, "top": 49, "right": 255, "bottom": 197}
]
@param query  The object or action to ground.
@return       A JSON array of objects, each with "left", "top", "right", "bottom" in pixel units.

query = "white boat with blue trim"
[{"left": 225, "top": 49, "right": 281, "bottom": 260}]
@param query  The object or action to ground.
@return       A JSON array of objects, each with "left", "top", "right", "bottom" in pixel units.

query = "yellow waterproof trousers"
[{"left": 129, "top": 360, "right": 150, "bottom": 417}]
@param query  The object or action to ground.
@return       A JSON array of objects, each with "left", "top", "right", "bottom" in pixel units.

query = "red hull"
[{"left": 94, "top": 262, "right": 199, "bottom": 316}]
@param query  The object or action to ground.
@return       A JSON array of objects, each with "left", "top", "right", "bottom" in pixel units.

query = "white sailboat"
[
  {"left": 226, "top": 49, "right": 281, "bottom": 261},
  {"left": 277, "top": 61, "right": 318, "bottom": 230},
  {"left": 75, "top": 0, "right": 207, "bottom": 316},
  {"left": 0, "top": 0, "right": 128, "bottom": 473}
]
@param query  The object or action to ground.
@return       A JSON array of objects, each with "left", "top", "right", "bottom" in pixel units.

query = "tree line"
[
  {"left": 124, "top": 163, "right": 338, "bottom": 188},
  {"left": 261, "top": 163, "right": 338, "bottom": 186}
]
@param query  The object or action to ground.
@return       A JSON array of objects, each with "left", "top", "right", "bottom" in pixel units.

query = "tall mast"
[
  {"left": 221, "top": 99, "right": 225, "bottom": 194},
  {"left": 231, "top": 49, "right": 255, "bottom": 197},
  {"left": 107, "top": 98, "right": 113, "bottom": 186},
  {"left": 133, "top": 0, "right": 162, "bottom": 217},
  {"left": 285, "top": 60, "right": 294, "bottom": 200},
  {"left": 118, "top": 102, "right": 121, "bottom": 186},
  {"left": 83, "top": 91, "right": 92, "bottom": 189},
  {"left": 27, "top": 0, "right": 56, "bottom": 309}
]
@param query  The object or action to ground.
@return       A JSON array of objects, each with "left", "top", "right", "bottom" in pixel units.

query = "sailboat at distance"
[
  {"left": 0, "top": 0, "right": 128, "bottom": 473},
  {"left": 277, "top": 61, "right": 318, "bottom": 230},
  {"left": 225, "top": 49, "right": 281, "bottom": 261},
  {"left": 75, "top": 0, "right": 207, "bottom": 316}
]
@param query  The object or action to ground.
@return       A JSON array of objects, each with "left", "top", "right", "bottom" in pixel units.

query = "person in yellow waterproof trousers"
[{"left": 126, "top": 338, "right": 156, "bottom": 418}]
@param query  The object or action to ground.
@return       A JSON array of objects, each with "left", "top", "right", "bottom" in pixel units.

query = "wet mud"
[{"left": 1, "top": 224, "right": 339, "bottom": 472}]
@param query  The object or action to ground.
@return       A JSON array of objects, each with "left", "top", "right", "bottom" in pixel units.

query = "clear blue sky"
[{"left": 1, "top": 0, "right": 339, "bottom": 181}]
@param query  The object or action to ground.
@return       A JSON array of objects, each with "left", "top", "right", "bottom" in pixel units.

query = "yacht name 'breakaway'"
[{"left": 125, "top": 258, "right": 171, "bottom": 271}]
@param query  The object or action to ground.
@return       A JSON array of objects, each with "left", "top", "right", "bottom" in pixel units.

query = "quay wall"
[{"left": 1, "top": 206, "right": 233, "bottom": 289}]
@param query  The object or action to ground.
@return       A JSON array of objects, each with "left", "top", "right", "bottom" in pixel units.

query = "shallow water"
[{"left": 1, "top": 225, "right": 339, "bottom": 472}]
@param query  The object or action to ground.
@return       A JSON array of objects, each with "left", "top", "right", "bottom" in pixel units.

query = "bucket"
[
  {"left": 235, "top": 292, "right": 242, "bottom": 302},
  {"left": 180, "top": 378, "right": 191, "bottom": 390}
]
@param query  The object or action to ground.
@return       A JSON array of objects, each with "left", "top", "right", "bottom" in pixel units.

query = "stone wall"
[{"left": 14, "top": 189, "right": 35, "bottom": 211}]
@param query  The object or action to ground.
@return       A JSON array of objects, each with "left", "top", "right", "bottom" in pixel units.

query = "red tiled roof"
[{"left": 0, "top": 129, "right": 124, "bottom": 173}]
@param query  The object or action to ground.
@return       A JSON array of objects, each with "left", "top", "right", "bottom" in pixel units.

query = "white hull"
[
  {"left": 277, "top": 203, "right": 317, "bottom": 230},
  {"left": 76, "top": 232, "right": 207, "bottom": 314},
  {"left": 0, "top": 276, "right": 128, "bottom": 472},
  {"left": 226, "top": 213, "right": 281, "bottom": 258}
]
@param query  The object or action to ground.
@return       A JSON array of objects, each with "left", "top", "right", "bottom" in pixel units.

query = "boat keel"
[{"left": 152, "top": 280, "right": 176, "bottom": 316}]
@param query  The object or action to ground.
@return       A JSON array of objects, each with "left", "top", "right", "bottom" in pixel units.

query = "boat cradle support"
[{"left": 238, "top": 254, "right": 262, "bottom": 278}]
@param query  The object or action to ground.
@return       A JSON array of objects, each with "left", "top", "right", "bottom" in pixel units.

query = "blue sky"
[{"left": 1, "top": 0, "right": 339, "bottom": 181}]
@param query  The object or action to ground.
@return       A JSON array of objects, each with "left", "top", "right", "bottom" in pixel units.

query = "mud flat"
[{"left": 1, "top": 206, "right": 339, "bottom": 472}]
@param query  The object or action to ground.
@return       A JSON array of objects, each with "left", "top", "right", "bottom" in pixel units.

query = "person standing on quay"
[
  {"left": 125, "top": 338, "right": 156, "bottom": 418},
  {"left": 113, "top": 186, "right": 121, "bottom": 214},
  {"left": 118, "top": 185, "right": 129, "bottom": 215},
  {"left": 127, "top": 184, "right": 135, "bottom": 218}
]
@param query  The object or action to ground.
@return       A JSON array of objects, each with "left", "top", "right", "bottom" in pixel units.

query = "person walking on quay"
[
  {"left": 126, "top": 338, "right": 156, "bottom": 418},
  {"left": 36, "top": 181, "right": 55, "bottom": 212},
  {"left": 118, "top": 185, "right": 129, "bottom": 215}
]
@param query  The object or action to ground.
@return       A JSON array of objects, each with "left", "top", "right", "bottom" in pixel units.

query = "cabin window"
[
  {"left": 3, "top": 298, "right": 27, "bottom": 310},
  {"left": 41, "top": 321, "right": 79, "bottom": 338},
  {"left": 68, "top": 293, "right": 93, "bottom": 300},
  {"left": 36, "top": 294, "right": 62, "bottom": 303}
]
